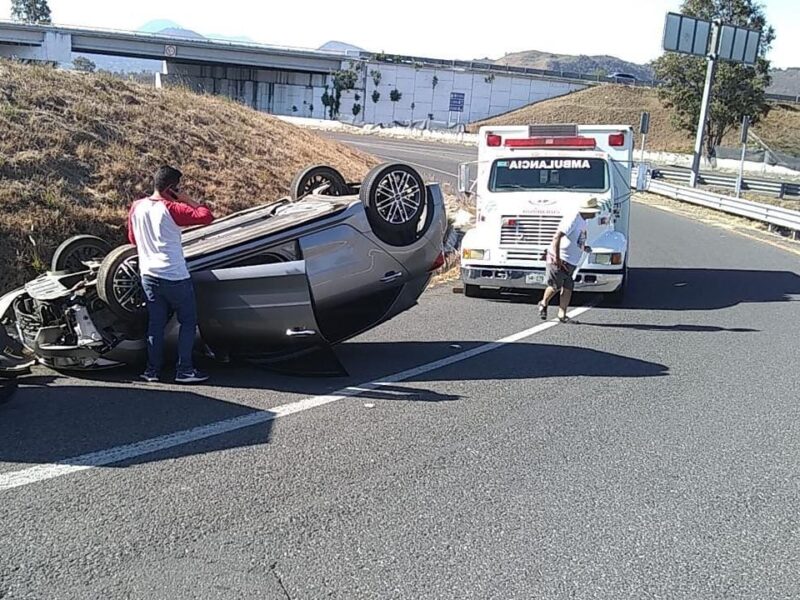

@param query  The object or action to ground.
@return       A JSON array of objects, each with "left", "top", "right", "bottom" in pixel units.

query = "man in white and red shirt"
[{"left": 128, "top": 166, "right": 214, "bottom": 383}]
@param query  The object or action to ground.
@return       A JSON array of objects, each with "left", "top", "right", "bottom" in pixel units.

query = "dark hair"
[{"left": 154, "top": 165, "right": 182, "bottom": 193}]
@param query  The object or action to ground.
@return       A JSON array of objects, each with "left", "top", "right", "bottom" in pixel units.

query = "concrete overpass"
[
  {"left": 0, "top": 21, "right": 347, "bottom": 72},
  {"left": 0, "top": 21, "right": 586, "bottom": 123}
]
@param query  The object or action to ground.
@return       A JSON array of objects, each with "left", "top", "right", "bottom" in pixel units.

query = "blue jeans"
[{"left": 141, "top": 275, "right": 197, "bottom": 373}]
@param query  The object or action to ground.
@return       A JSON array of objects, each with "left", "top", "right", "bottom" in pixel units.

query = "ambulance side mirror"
[{"left": 458, "top": 163, "right": 472, "bottom": 196}]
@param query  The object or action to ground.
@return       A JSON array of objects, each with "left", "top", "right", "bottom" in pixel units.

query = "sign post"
[
  {"left": 662, "top": 12, "right": 762, "bottom": 188},
  {"left": 448, "top": 92, "right": 465, "bottom": 127},
  {"left": 639, "top": 111, "right": 650, "bottom": 164},
  {"left": 735, "top": 115, "right": 750, "bottom": 197}
]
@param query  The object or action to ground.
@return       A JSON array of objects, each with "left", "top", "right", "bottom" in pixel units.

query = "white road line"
[{"left": 0, "top": 305, "right": 592, "bottom": 492}]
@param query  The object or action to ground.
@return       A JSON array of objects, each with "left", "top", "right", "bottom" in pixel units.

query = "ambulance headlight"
[
  {"left": 462, "top": 249, "right": 489, "bottom": 260},
  {"left": 590, "top": 253, "right": 622, "bottom": 265}
]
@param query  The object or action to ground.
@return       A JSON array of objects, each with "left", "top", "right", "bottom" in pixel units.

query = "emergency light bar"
[
  {"left": 504, "top": 136, "right": 596, "bottom": 148},
  {"left": 486, "top": 132, "right": 626, "bottom": 149}
]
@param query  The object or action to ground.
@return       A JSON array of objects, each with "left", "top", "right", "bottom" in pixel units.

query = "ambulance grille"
[{"left": 500, "top": 215, "right": 561, "bottom": 247}]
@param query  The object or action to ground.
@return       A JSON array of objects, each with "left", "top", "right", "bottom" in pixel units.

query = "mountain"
[
  {"left": 137, "top": 19, "right": 183, "bottom": 34},
  {"left": 493, "top": 49, "right": 656, "bottom": 81},
  {"left": 153, "top": 26, "right": 206, "bottom": 40},
  {"left": 492, "top": 49, "right": 799, "bottom": 96},
  {"left": 318, "top": 41, "right": 366, "bottom": 55}
]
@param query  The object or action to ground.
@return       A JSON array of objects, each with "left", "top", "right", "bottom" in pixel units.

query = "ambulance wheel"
[
  {"left": 464, "top": 284, "right": 494, "bottom": 298},
  {"left": 605, "top": 266, "right": 628, "bottom": 306}
]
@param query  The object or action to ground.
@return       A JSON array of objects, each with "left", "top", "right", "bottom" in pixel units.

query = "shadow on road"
[
  {"left": 459, "top": 267, "right": 800, "bottom": 312},
  {"left": 620, "top": 267, "right": 800, "bottom": 311},
  {"left": 0, "top": 340, "right": 667, "bottom": 469}
]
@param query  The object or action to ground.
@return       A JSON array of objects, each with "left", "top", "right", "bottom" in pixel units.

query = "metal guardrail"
[
  {"left": 652, "top": 167, "right": 800, "bottom": 199},
  {"left": 646, "top": 179, "right": 800, "bottom": 234}
]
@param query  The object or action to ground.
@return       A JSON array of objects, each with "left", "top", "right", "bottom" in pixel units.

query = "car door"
[
  {"left": 192, "top": 258, "right": 325, "bottom": 360},
  {"left": 299, "top": 224, "right": 410, "bottom": 343}
]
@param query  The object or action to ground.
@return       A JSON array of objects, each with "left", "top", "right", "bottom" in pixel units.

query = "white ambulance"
[{"left": 458, "top": 123, "right": 637, "bottom": 301}]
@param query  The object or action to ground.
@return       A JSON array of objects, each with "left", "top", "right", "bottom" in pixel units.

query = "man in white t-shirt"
[{"left": 538, "top": 197, "right": 600, "bottom": 323}]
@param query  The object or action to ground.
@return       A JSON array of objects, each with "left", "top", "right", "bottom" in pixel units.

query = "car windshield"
[{"left": 489, "top": 157, "right": 609, "bottom": 192}]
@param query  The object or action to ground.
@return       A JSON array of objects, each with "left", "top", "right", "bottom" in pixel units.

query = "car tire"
[
  {"left": 360, "top": 163, "right": 428, "bottom": 246},
  {"left": 96, "top": 245, "right": 146, "bottom": 320},
  {"left": 290, "top": 165, "right": 349, "bottom": 201},
  {"left": 51, "top": 235, "right": 112, "bottom": 273}
]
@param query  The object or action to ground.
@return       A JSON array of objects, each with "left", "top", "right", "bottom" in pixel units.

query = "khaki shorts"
[{"left": 545, "top": 261, "right": 577, "bottom": 290}]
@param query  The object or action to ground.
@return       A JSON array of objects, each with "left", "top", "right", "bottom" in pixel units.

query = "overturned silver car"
[{"left": 0, "top": 163, "right": 447, "bottom": 377}]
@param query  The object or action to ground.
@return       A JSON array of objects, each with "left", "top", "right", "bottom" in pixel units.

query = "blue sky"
[{"left": 2, "top": 0, "right": 797, "bottom": 68}]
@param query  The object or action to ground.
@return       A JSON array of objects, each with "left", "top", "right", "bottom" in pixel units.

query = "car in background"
[{"left": 607, "top": 72, "right": 637, "bottom": 85}]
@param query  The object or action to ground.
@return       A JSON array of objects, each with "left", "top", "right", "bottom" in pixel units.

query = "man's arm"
[
  {"left": 166, "top": 192, "right": 215, "bottom": 227},
  {"left": 127, "top": 202, "right": 137, "bottom": 246},
  {"left": 550, "top": 231, "right": 565, "bottom": 268}
]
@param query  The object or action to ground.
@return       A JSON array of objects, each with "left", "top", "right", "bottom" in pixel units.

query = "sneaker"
[
  {"left": 175, "top": 368, "right": 209, "bottom": 384},
  {"left": 140, "top": 369, "right": 160, "bottom": 383},
  {"left": 537, "top": 302, "right": 548, "bottom": 321}
]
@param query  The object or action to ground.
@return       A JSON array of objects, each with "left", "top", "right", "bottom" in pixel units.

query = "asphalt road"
[{"left": 2, "top": 135, "right": 800, "bottom": 599}]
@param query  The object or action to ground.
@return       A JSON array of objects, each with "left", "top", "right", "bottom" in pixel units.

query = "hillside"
[
  {"left": 471, "top": 85, "right": 800, "bottom": 157},
  {"left": 492, "top": 49, "right": 798, "bottom": 96},
  {"left": 493, "top": 50, "right": 655, "bottom": 81},
  {"left": 0, "top": 61, "right": 376, "bottom": 292}
]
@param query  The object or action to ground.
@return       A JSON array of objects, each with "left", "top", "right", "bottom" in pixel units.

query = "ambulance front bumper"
[{"left": 461, "top": 265, "right": 623, "bottom": 293}]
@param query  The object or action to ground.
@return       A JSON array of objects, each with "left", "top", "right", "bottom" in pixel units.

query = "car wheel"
[
  {"left": 51, "top": 235, "right": 112, "bottom": 273},
  {"left": 96, "top": 245, "right": 146, "bottom": 320},
  {"left": 290, "top": 165, "right": 349, "bottom": 201},
  {"left": 360, "top": 163, "right": 427, "bottom": 245}
]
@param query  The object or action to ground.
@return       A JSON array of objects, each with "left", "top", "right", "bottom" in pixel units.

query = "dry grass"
[
  {"left": 470, "top": 85, "right": 800, "bottom": 156},
  {"left": 0, "top": 60, "right": 378, "bottom": 292}
]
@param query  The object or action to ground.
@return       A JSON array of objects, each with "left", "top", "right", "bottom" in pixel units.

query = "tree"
[
  {"left": 430, "top": 75, "right": 439, "bottom": 120},
  {"left": 371, "top": 90, "right": 380, "bottom": 104},
  {"left": 352, "top": 103, "right": 362, "bottom": 118},
  {"left": 10, "top": 0, "right": 51, "bottom": 24},
  {"left": 653, "top": 0, "right": 774, "bottom": 159},
  {"left": 322, "top": 68, "right": 359, "bottom": 119},
  {"left": 389, "top": 88, "right": 402, "bottom": 121},
  {"left": 72, "top": 57, "right": 96, "bottom": 73}
]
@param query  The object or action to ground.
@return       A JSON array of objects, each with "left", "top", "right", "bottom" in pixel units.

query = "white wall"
[
  {"left": 342, "top": 62, "right": 585, "bottom": 125},
  {"left": 162, "top": 59, "right": 585, "bottom": 124}
]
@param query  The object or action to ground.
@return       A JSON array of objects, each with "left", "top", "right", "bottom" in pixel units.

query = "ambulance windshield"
[{"left": 489, "top": 157, "right": 608, "bottom": 192}]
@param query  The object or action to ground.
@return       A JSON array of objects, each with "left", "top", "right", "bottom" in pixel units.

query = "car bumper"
[{"left": 462, "top": 266, "right": 623, "bottom": 293}]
